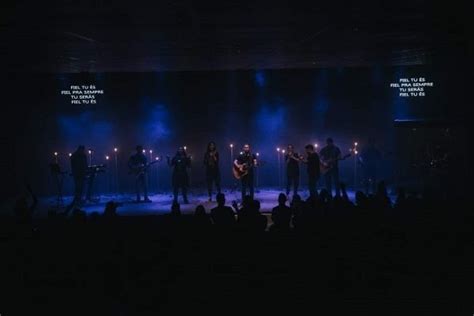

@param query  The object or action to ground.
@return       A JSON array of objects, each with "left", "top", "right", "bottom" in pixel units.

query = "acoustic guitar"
[{"left": 128, "top": 159, "right": 160, "bottom": 177}]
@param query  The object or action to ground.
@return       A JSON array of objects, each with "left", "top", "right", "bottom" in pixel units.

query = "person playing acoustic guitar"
[
  {"left": 234, "top": 144, "right": 257, "bottom": 201},
  {"left": 319, "top": 138, "right": 342, "bottom": 198},
  {"left": 128, "top": 145, "right": 152, "bottom": 203}
]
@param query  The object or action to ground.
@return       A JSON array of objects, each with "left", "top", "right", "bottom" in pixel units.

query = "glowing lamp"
[
  {"left": 114, "top": 147, "right": 118, "bottom": 152},
  {"left": 69, "top": 153, "right": 72, "bottom": 157},
  {"left": 149, "top": 150, "right": 153, "bottom": 153},
  {"left": 256, "top": 153, "right": 260, "bottom": 156},
  {"left": 88, "top": 150, "right": 92, "bottom": 154},
  {"left": 230, "top": 144, "right": 233, "bottom": 148},
  {"left": 277, "top": 148, "right": 280, "bottom": 152},
  {"left": 54, "top": 152, "right": 58, "bottom": 156},
  {"left": 354, "top": 142, "right": 358, "bottom": 146},
  {"left": 105, "top": 156, "right": 109, "bottom": 160},
  {"left": 282, "top": 150, "right": 285, "bottom": 154}
]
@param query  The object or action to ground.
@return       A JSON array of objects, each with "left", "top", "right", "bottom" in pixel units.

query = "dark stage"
[{"left": 37, "top": 188, "right": 396, "bottom": 217}]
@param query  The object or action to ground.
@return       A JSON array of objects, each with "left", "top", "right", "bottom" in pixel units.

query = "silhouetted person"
[
  {"left": 128, "top": 145, "right": 151, "bottom": 203},
  {"left": 210, "top": 193, "right": 236, "bottom": 227},
  {"left": 168, "top": 146, "right": 191, "bottom": 204},
  {"left": 193, "top": 205, "right": 212, "bottom": 229},
  {"left": 375, "top": 181, "right": 391, "bottom": 210},
  {"left": 302, "top": 144, "right": 320, "bottom": 197},
  {"left": 359, "top": 137, "right": 382, "bottom": 194},
  {"left": 290, "top": 193, "right": 303, "bottom": 228},
  {"left": 285, "top": 145, "right": 300, "bottom": 196},
  {"left": 236, "top": 197, "right": 267, "bottom": 232},
  {"left": 103, "top": 201, "right": 119, "bottom": 219},
  {"left": 320, "top": 138, "right": 342, "bottom": 197},
  {"left": 70, "top": 145, "right": 88, "bottom": 206},
  {"left": 171, "top": 201, "right": 182, "bottom": 216},
  {"left": 271, "top": 193, "right": 292, "bottom": 232},
  {"left": 234, "top": 144, "right": 257, "bottom": 201},
  {"left": 203, "top": 141, "right": 221, "bottom": 201},
  {"left": 13, "top": 184, "right": 37, "bottom": 224}
]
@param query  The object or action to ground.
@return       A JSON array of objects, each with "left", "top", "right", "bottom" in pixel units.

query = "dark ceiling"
[{"left": 1, "top": 0, "right": 470, "bottom": 73}]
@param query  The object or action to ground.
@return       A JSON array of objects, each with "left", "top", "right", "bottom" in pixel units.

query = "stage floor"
[{"left": 36, "top": 187, "right": 395, "bottom": 217}]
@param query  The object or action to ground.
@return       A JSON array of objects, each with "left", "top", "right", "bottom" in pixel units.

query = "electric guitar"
[
  {"left": 320, "top": 153, "right": 351, "bottom": 175},
  {"left": 128, "top": 159, "right": 160, "bottom": 177}
]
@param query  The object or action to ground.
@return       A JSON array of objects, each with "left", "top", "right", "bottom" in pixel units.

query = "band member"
[
  {"left": 234, "top": 144, "right": 257, "bottom": 201},
  {"left": 168, "top": 146, "right": 191, "bottom": 204},
  {"left": 128, "top": 145, "right": 151, "bottom": 203},
  {"left": 320, "top": 138, "right": 342, "bottom": 197},
  {"left": 302, "top": 144, "right": 320, "bottom": 197},
  {"left": 359, "top": 137, "right": 382, "bottom": 195},
  {"left": 203, "top": 141, "right": 221, "bottom": 201},
  {"left": 70, "top": 145, "right": 88, "bottom": 205},
  {"left": 285, "top": 144, "right": 300, "bottom": 196}
]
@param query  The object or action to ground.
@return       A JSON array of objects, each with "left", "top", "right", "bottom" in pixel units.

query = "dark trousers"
[
  {"left": 172, "top": 173, "right": 189, "bottom": 202},
  {"left": 286, "top": 173, "right": 299, "bottom": 195},
  {"left": 86, "top": 174, "right": 97, "bottom": 201},
  {"left": 308, "top": 174, "right": 319, "bottom": 197},
  {"left": 135, "top": 173, "right": 148, "bottom": 200},
  {"left": 73, "top": 176, "right": 85, "bottom": 203},
  {"left": 66, "top": 175, "right": 85, "bottom": 214},
  {"left": 364, "top": 167, "right": 377, "bottom": 195},
  {"left": 206, "top": 168, "right": 221, "bottom": 197},
  {"left": 241, "top": 172, "right": 254, "bottom": 201},
  {"left": 324, "top": 167, "right": 340, "bottom": 197}
]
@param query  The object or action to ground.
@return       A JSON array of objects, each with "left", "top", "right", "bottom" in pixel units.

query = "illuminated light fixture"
[
  {"left": 69, "top": 153, "right": 72, "bottom": 157},
  {"left": 149, "top": 150, "right": 153, "bottom": 153},
  {"left": 54, "top": 152, "right": 58, "bottom": 156},
  {"left": 105, "top": 156, "right": 109, "bottom": 160},
  {"left": 230, "top": 144, "right": 233, "bottom": 148},
  {"left": 277, "top": 148, "right": 280, "bottom": 152},
  {"left": 114, "top": 147, "right": 118, "bottom": 152},
  {"left": 282, "top": 150, "right": 286, "bottom": 154}
]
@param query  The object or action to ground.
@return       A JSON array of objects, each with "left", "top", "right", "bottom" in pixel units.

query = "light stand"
[
  {"left": 114, "top": 147, "right": 119, "bottom": 195},
  {"left": 276, "top": 148, "right": 281, "bottom": 189}
]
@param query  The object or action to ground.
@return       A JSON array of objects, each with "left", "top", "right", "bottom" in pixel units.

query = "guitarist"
[
  {"left": 285, "top": 144, "right": 301, "bottom": 196},
  {"left": 319, "top": 138, "right": 342, "bottom": 197},
  {"left": 128, "top": 145, "right": 152, "bottom": 203},
  {"left": 234, "top": 144, "right": 257, "bottom": 201}
]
